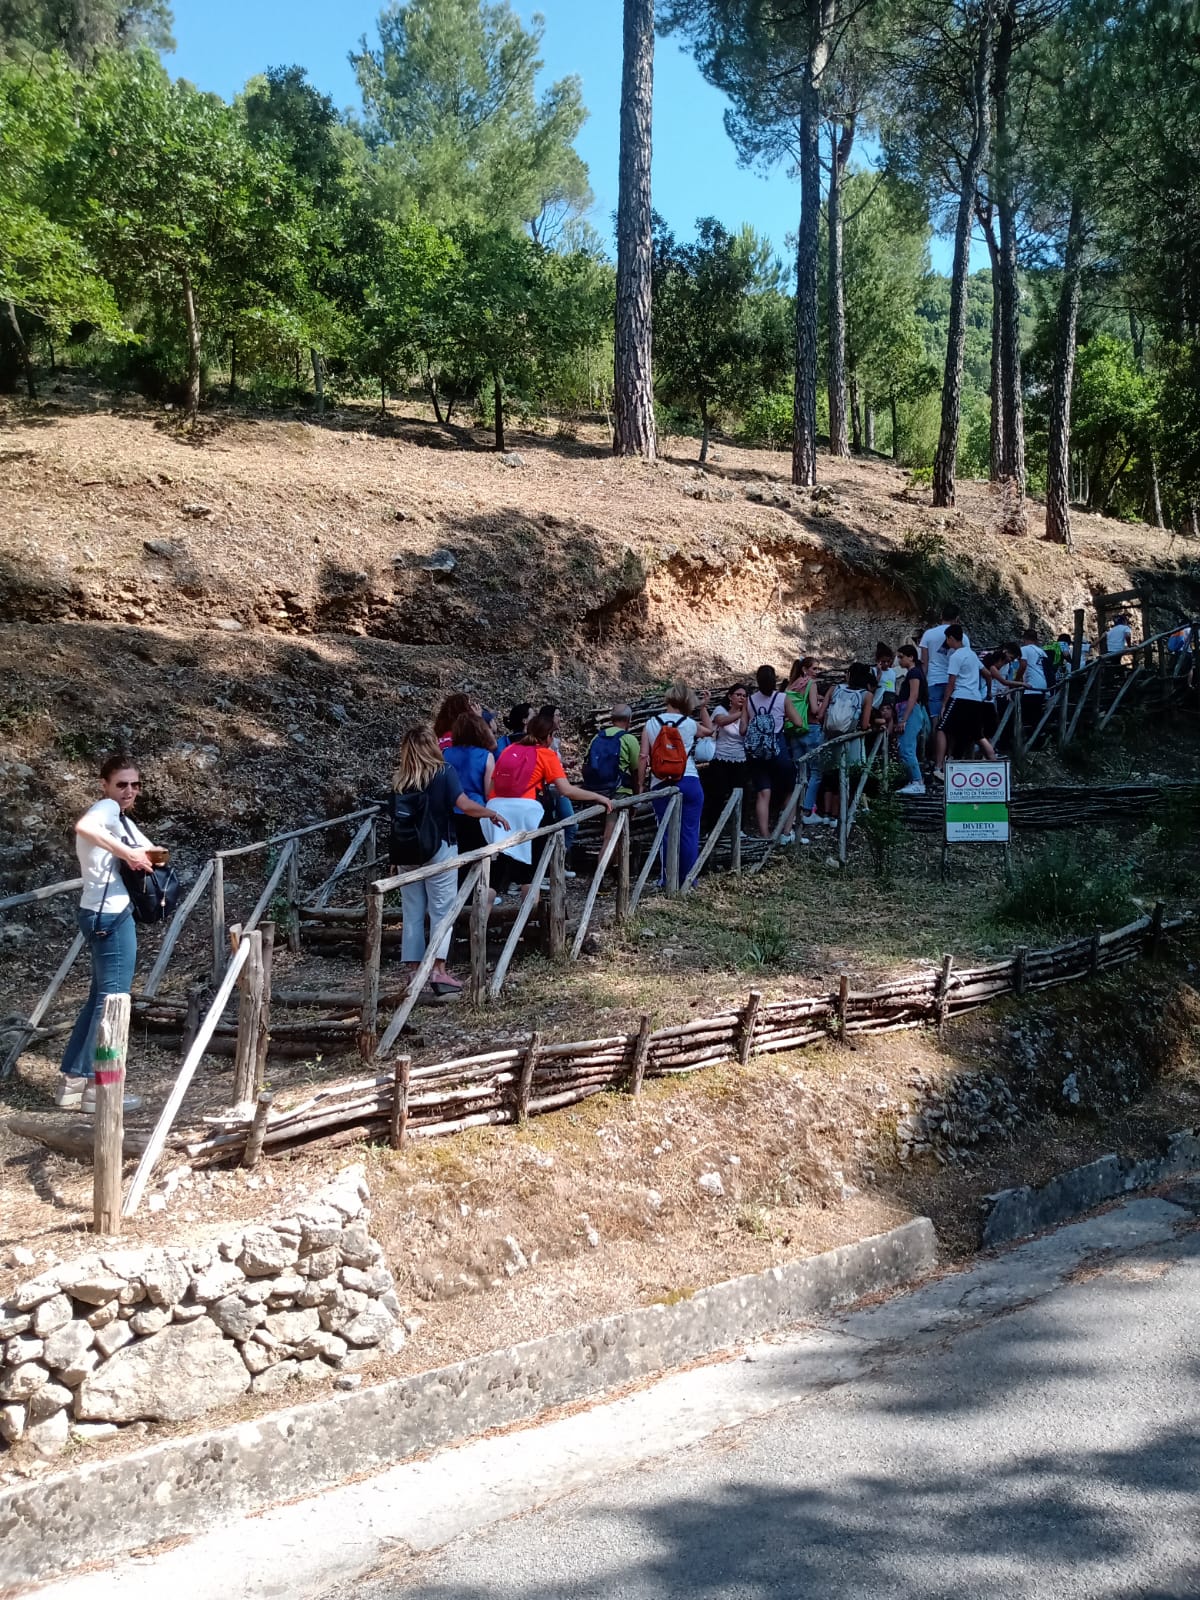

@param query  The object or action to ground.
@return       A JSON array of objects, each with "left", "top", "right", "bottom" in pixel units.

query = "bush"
[
  {"left": 996, "top": 834, "right": 1136, "bottom": 933},
  {"left": 854, "top": 766, "right": 907, "bottom": 882},
  {"left": 740, "top": 389, "right": 792, "bottom": 450}
]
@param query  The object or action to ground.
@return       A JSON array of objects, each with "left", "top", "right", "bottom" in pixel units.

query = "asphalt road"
[{"left": 344, "top": 1206, "right": 1200, "bottom": 1600}]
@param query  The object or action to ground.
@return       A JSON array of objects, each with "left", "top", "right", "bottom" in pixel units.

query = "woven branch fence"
[{"left": 183, "top": 906, "right": 1185, "bottom": 1165}]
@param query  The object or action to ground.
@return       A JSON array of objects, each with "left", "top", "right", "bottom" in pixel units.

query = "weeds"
[
  {"left": 743, "top": 910, "right": 790, "bottom": 968},
  {"left": 995, "top": 832, "right": 1136, "bottom": 933},
  {"left": 854, "top": 764, "right": 906, "bottom": 882}
]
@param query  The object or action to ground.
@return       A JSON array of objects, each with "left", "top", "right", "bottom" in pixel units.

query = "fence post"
[
  {"left": 1014, "top": 944, "right": 1028, "bottom": 998},
  {"left": 211, "top": 855, "right": 225, "bottom": 985},
  {"left": 738, "top": 989, "right": 762, "bottom": 1065},
  {"left": 389, "top": 1054, "right": 411, "bottom": 1150},
  {"left": 1150, "top": 901, "right": 1165, "bottom": 959},
  {"left": 548, "top": 833, "right": 568, "bottom": 959},
  {"left": 837, "top": 748, "right": 849, "bottom": 865},
  {"left": 665, "top": 791, "right": 682, "bottom": 896},
  {"left": 730, "top": 788, "right": 743, "bottom": 876},
  {"left": 242, "top": 1090, "right": 273, "bottom": 1169},
  {"left": 255, "top": 921, "right": 275, "bottom": 1093},
  {"left": 359, "top": 887, "right": 384, "bottom": 1059},
  {"left": 232, "top": 929, "right": 264, "bottom": 1107},
  {"left": 1090, "top": 924, "right": 1102, "bottom": 974},
  {"left": 92, "top": 992, "right": 130, "bottom": 1237},
  {"left": 516, "top": 1031, "right": 541, "bottom": 1124},
  {"left": 285, "top": 841, "right": 301, "bottom": 955},
  {"left": 615, "top": 812, "right": 632, "bottom": 922},
  {"left": 935, "top": 953, "right": 954, "bottom": 1036},
  {"left": 836, "top": 974, "right": 849, "bottom": 1041},
  {"left": 468, "top": 858, "right": 491, "bottom": 1004},
  {"left": 628, "top": 1012, "right": 652, "bottom": 1096},
  {"left": 183, "top": 981, "right": 204, "bottom": 1056},
  {"left": 1071, "top": 607, "right": 1085, "bottom": 673},
  {"left": 1057, "top": 673, "right": 1071, "bottom": 747},
  {"left": 1011, "top": 688, "right": 1026, "bottom": 762}
]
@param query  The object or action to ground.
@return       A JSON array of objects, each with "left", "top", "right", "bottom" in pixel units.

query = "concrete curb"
[
  {"left": 982, "top": 1127, "right": 1200, "bottom": 1248},
  {"left": 0, "top": 1217, "right": 935, "bottom": 1587}
]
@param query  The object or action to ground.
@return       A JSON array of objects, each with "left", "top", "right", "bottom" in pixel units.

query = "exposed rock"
[
  {"left": 32, "top": 1293, "right": 74, "bottom": 1338},
  {"left": 267, "top": 1270, "right": 306, "bottom": 1301},
  {"left": 0, "top": 1362, "right": 48, "bottom": 1402},
  {"left": 58, "top": 1347, "right": 99, "bottom": 1387},
  {"left": 263, "top": 1307, "right": 320, "bottom": 1344},
  {"left": 129, "top": 1306, "right": 172, "bottom": 1337},
  {"left": 251, "top": 1360, "right": 299, "bottom": 1395},
  {"left": 499, "top": 452, "right": 526, "bottom": 468},
  {"left": 27, "top": 1381, "right": 72, "bottom": 1423},
  {"left": 697, "top": 1170, "right": 725, "bottom": 1198},
  {"left": 191, "top": 1259, "right": 246, "bottom": 1301},
  {"left": 25, "top": 1408, "right": 70, "bottom": 1457},
  {"left": 4, "top": 1335, "right": 43, "bottom": 1366},
  {"left": 13, "top": 1274, "right": 66, "bottom": 1312},
  {"left": 72, "top": 1421, "right": 119, "bottom": 1442},
  {"left": 142, "top": 1251, "right": 190, "bottom": 1308},
  {"left": 238, "top": 1226, "right": 299, "bottom": 1277},
  {"left": 0, "top": 1402, "right": 25, "bottom": 1442},
  {"left": 43, "top": 1320, "right": 93, "bottom": 1372},
  {"left": 77, "top": 1320, "right": 249, "bottom": 1423},
  {"left": 240, "top": 1340, "right": 275, "bottom": 1375},
  {"left": 340, "top": 1306, "right": 396, "bottom": 1348},
  {"left": 338, "top": 1222, "right": 378, "bottom": 1268},
  {"left": 94, "top": 1320, "right": 135, "bottom": 1359},
  {"left": 422, "top": 547, "right": 458, "bottom": 573},
  {"left": 171, "top": 1301, "right": 207, "bottom": 1322},
  {"left": 87, "top": 1302, "right": 119, "bottom": 1329},
  {"left": 143, "top": 539, "right": 175, "bottom": 559},
  {"left": 0, "top": 1312, "right": 32, "bottom": 1339},
  {"left": 301, "top": 1247, "right": 339, "bottom": 1280},
  {"left": 297, "top": 1331, "right": 348, "bottom": 1365},
  {"left": 209, "top": 1295, "right": 265, "bottom": 1342}
]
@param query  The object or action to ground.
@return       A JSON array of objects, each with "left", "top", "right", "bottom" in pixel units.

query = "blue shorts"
[{"left": 927, "top": 682, "right": 947, "bottom": 722}]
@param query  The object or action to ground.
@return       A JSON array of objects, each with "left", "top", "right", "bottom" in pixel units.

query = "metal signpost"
[{"left": 942, "top": 758, "right": 1012, "bottom": 876}]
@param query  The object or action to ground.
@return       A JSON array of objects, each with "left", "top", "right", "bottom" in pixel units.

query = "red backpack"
[
  {"left": 492, "top": 741, "right": 540, "bottom": 799},
  {"left": 649, "top": 716, "right": 689, "bottom": 782}
]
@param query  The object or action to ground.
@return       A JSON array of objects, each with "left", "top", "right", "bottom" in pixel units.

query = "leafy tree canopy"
[{"left": 0, "top": 0, "right": 172, "bottom": 65}]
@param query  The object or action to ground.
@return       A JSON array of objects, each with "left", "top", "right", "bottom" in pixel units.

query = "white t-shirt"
[
  {"left": 876, "top": 665, "right": 899, "bottom": 696},
  {"left": 1105, "top": 624, "right": 1132, "bottom": 654},
  {"left": 644, "top": 714, "right": 699, "bottom": 784},
  {"left": 1020, "top": 644, "right": 1048, "bottom": 694},
  {"left": 76, "top": 798, "right": 151, "bottom": 913},
  {"left": 711, "top": 706, "right": 747, "bottom": 762},
  {"left": 947, "top": 646, "right": 984, "bottom": 702},
  {"left": 480, "top": 798, "right": 543, "bottom": 866},
  {"left": 920, "top": 625, "right": 971, "bottom": 687}
]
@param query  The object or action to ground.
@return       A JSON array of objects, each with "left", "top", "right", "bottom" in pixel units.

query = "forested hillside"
[{"left": 3, "top": 0, "right": 1199, "bottom": 550}]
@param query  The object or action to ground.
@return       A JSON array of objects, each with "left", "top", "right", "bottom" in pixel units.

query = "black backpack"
[
  {"left": 114, "top": 815, "right": 181, "bottom": 926},
  {"left": 388, "top": 784, "right": 442, "bottom": 866}
]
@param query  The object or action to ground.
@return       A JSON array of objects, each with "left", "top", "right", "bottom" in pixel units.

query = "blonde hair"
[
  {"left": 664, "top": 679, "right": 692, "bottom": 713},
  {"left": 392, "top": 723, "right": 444, "bottom": 792}
]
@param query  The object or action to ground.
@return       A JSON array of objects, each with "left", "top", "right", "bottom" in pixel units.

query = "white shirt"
[
  {"left": 1020, "top": 644, "right": 1048, "bottom": 693},
  {"left": 920, "top": 625, "right": 971, "bottom": 687},
  {"left": 644, "top": 714, "right": 699, "bottom": 783},
  {"left": 1105, "top": 624, "right": 1132, "bottom": 654},
  {"left": 480, "top": 798, "right": 543, "bottom": 865},
  {"left": 711, "top": 706, "right": 747, "bottom": 762},
  {"left": 76, "top": 798, "right": 151, "bottom": 913},
  {"left": 947, "top": 646, "right": 984, "bottom": 702}
]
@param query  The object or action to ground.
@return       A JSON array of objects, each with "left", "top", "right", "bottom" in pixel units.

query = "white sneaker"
[
  {"left": 54, "top": 1074, "right": 85, "bottom": 1110},
  {"left": 779, "top": 832, "right": 796, "bottom": 846},
  {"left": 80, "top": 1081, "right": 144, "bottom": 1114},
  {"left": 820, "top": 815, "right": 838, "bottom": 827},
  {"left": 801, "top": 812, "right": 820, "bottom": 827},
  {"left": 898, "top": 782, "right": 927, "bottom": 796}
]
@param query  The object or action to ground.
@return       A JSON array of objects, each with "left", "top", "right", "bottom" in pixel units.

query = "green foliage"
[
  {"left": 996, "top": 834, "right": 1136, "bottom": 934},
  {"left": 0, "top": 0, "right": 173, "bottom": 66},
  {"left": 886, "top": 527, "right": 962, "bottom": 612},
  {"left": 854, "top": 766, "right": 906, "bottom": 883},
  {"left": 742, "top": 910, "right": 790, "bottom": 968},
  {"left": 740, "top": 389, "right": 793, "bottom": 449}
]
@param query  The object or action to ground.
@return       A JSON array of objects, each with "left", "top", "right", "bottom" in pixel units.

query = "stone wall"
[{"left": 0, "top": 1166, "right": 402, "bottom": 1457}]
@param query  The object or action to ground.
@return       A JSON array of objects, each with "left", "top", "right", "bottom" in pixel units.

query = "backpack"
[
  {"left": 744, "top": 694, "right": 781, "bottom": 761},
  {"left": 388, "top": 783, "right": 442, "bottom": 866},
  {"left": 491, "top": 741, "right": 540, "bottom": 800},
  {"left": 784, "top": 687, "right": 810, "bottom": 740},
  {"left": 111, "top": 815, "right": 181, "bottom": 927},
  {"left": 582, "top": 729, "right": 624, "bottom": 796},
  {"left": 649, "top": 716, "right": 690, "bottom": 782},
  {"left": 824, "top": 684, "right": 863, "bottom": 737}
]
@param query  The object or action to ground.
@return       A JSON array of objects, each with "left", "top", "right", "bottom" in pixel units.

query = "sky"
[{"left": 168, "top": 0, "right": 961, "bottom": 273}]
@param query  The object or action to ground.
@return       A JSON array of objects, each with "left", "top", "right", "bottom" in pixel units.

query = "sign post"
[{"left": 942, "top": 759, "right": 1012, "bottom": 876}]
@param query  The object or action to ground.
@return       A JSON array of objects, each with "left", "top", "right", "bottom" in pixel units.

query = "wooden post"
[
  {"left": 468, "top": 858, "right": 491, "bottom": 1004},
  {"left": 1057, "top": 670, "right": 1071, "bottom": 747},
  {"left": 837, "top": 747, "right": 849, "bottom": 865},
  {"left": 1090, "top": 924, "right": 1102, "bottom": 974},
  {"left": 1150, "top": 900, "right": 1165, "bottom": 959},
  {"left": 183, "top": 982, "right": 204, "bottom": 1056},
  {"left": 615, "top": 811, "right": 632, "bottom": 922},
  {"left": 232, "top": 929, "right": 264, "bottom": 1107},
  {"left": 516, "top": 1030, "right": 541, "bottom": 1123},
  {"left": 628, "top": 1012, "right": 652, "bottom": 1096},
  {"left": 730, "top": 788, "right": 743, "bottom": 877},
  {"left": 1011, "top": 687, "right": 1025, "bottom": 762},
  {"left": 1071, "top": 608, "right": 1085, "bottom": 674},
  {"left": 242, "top": 1090, "right": 273, "bottom": 1169},
  {"left": 211, "top": 855, "right": 225, "bottom": 985},
  {"left": 360, "top": 887, "right": 384, "bottom": 1059},
  {"left": 665, "top": 791, "right": 682, "bottom": 896},
  {"left": 935, "top": 953, "right": 954, "bottom": 1036},
  {"left": 285, "top": 841, "right": 301, "bottom": 954},
  {"left": 836, "top": 974, "right": 849, "bottom": 1040},
  {"left": 738, "top": 989, "right": 762, "bottom": 1065},
  {"left": 255, "top": 921, "right": 275, "bottom": 1092},
  {"left": 1014, "top": 944, "right": 1028, "bottom": 997},
  {"left": 92, "top": 992, "right": 130, "bottom": 1237},
  {"left": 548, "top": 833, "right": 568, "bottom": 959},
  {"left": 389, "top": 1054, "right": 411, "bottom": 1149}
]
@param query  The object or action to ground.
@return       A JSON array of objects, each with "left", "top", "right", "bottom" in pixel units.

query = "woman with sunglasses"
[{"left": 56, "top": 756, "right": 161, "bottom": 1111}]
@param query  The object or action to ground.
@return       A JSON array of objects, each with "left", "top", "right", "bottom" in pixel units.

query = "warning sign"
[{"left": 944, "top": 760, "right": 1011, "bottom": 842}]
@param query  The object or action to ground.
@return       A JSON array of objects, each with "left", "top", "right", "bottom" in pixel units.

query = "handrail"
[
  {"left": 0, "top": 876, "right": 83, "bottom": 912},
  {"left": 215, "top": 805, "right": 381, "bottom": 861}
]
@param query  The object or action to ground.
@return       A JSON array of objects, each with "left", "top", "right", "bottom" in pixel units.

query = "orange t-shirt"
[{"left": 492, "top": 744, "right": 566, "bottom": 800}]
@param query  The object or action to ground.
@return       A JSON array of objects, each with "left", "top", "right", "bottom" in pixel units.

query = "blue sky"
[{"left": 169, "top": 0, "right": 959, "bottom": 272}]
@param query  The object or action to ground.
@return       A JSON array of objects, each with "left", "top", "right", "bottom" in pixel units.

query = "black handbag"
[{"left": 115, "top": 815, "right": 181, "bottom": 926}]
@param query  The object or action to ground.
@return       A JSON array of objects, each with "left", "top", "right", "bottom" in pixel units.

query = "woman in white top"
[
  {"left": 57, "top": 756, "right": 161, "bottom": 1110},
  {"left": 638, "top": 680, "right": 712, "bottom": 883},
  {"left": 703, "top": 683, "right": 749, "bottom": 831}
]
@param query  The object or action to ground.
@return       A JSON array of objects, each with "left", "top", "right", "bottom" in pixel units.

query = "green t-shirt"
[{"left": 603, "top": 726, "right": 641, "bottom": 789}]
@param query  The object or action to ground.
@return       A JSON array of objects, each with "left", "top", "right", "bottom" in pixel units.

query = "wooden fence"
[{"left": 183, "top": 905, "right": 1184, "bottom": 1163}]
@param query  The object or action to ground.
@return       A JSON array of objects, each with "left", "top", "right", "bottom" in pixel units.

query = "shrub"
[
  {"left": 996, "top": 834, "right": 1136, "bottom": 933},
  {"left": 740, "top": 390, "right": 792, "bottom": 450},
  {"left": 855, "top": 766, "right": 907, "bottom": 882}
]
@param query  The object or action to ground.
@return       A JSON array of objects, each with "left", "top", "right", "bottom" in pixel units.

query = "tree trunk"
[
  {"left": 2, "top": 299, "right": 36, "bottom": 400},
  {"left": 994, "top": 2, "right": 1025, "bottom": 500},
  {"left": 493, "top": 371, "right": 505, "bottom": 453},
  {"left": 380, "top": 370, "right": 386, "bottom": 416},
  {"left": 826, "top": 118, "right": 854, "bottom": 459},
  {"left": 933, "top": 4, "right": 996, "bottom": 508},
  {"left": 792, "top": 0, "right": 836, "bottom": 489},
  {"left": 613, "top": 0, "right": 656, "bottom": 460},
  {"left": 849, "top": 369, "right": 863, "bottom": 452},
  {"left": 865, "top": 405, "right": 875, "bottom": 452},
  {"left": 229, "top": 335, "right": 237, "bottom": 400},
  {"left": 311, "top": 349, "right": 325, "bottom": 416},
  {"left": 1045, "top": 193, "right": 1084, "bottom": 546},
  {"left": 180, "top": 267, "right": 201, "bottom": 420},
  {"left": 699, "top": 406, "right": 710, "bottom": 463},
  {"left": 1150, "top": 453, "right": 1164, "bottom": 528},
  {"left": 980, "top": 204, "right": 1005, "bottom": 481},
  {"left": 890, "top": 393, "right": 900, "bottom": 461}
]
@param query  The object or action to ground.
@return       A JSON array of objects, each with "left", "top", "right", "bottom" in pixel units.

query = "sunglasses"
[{"left": 114, "top": 780, "right": 142, "bottom": 790}]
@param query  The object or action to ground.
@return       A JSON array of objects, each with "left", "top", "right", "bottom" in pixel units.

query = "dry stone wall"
[{"left": 0, "top": 1165, "right": 402, "bottom": 1457}]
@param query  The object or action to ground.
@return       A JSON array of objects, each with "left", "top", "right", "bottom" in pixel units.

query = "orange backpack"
[{"left": 649, "top": 715, "right": 689, "bottom": 782}]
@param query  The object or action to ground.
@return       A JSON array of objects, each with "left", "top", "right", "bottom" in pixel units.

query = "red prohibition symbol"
[{"left": 948, "top": 768, "right": 1004, "bottom": 791}]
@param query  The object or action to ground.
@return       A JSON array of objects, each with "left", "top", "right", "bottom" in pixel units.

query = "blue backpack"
[{"left": 582, "top": 729, "right": 625, "bottom": 795}]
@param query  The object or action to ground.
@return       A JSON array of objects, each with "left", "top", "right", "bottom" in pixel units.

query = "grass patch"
[{"left": 995, "top": 832, "right": 1136, "bottom": 934}]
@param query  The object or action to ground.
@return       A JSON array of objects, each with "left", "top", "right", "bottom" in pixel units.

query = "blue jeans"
[
  {"left": 928, "top": 682, "right": 947, "bottom": 722},
  {"left": 61, "top": 907, "right": 136, "bottom": 1079},
  {"left": 555, "top": 794, "right": 578, "bottom": 852},
  {"left": 791, "top": 725, "right": 824, "bottom": 812},
  {"left": 897, "top": 706, "right": 931, "bottom": 785},
  {"left": 653, "top": 775, "right": 704, "bottom": 883},
  {"left": 400, "top": 842, "right": 457, "bottom": 963}
]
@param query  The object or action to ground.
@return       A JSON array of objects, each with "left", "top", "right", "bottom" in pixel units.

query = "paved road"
[
  {"left": 43, "top": 1195, "right": 1200, "bottom": 1600},
  {"left": 344, "top": 1202, "right": 1200, "bottom": 1600}
]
